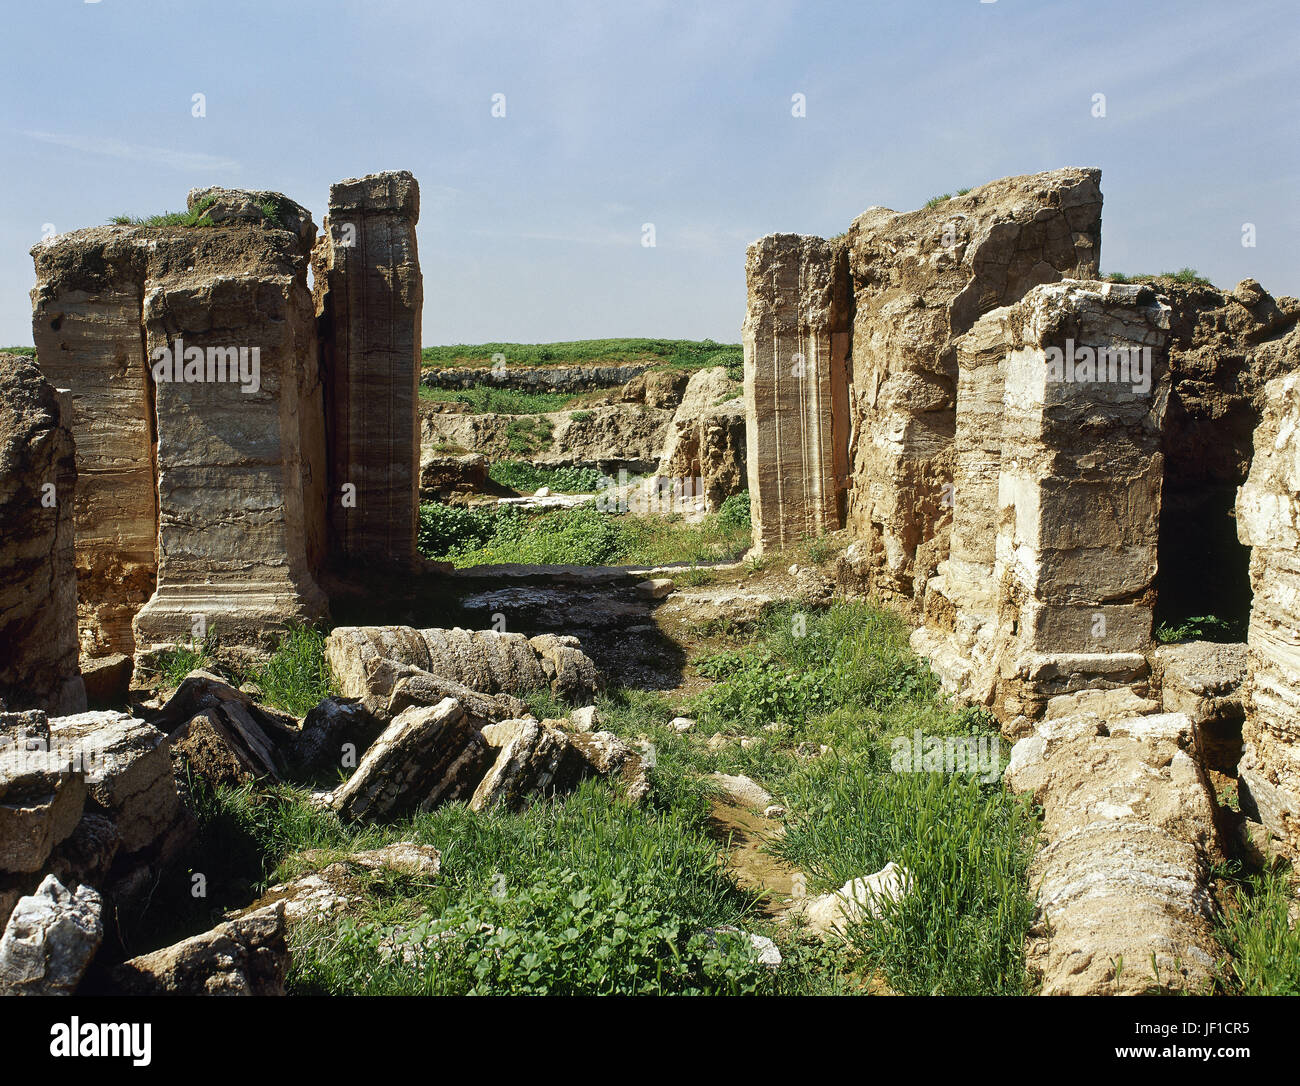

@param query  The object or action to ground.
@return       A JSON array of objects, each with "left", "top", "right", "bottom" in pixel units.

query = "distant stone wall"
[{"left": 421, "top": 363, "right": 649, "bottom": 392}]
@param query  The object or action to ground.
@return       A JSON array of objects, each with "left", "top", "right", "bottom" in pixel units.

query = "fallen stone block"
[
  {"left": 1154, "top": 642, "right": 1247, "bottom": 773},
  {"left": 797, "top": 862, "right": 914, "bottom": 937},
  {"left": 79, "top": 654, "right": 133, "bottom": 710},
  {"left": 328, "top": 699, "right": 492, "bottom": 822},
  {"left": 284, "top": 697, "right": 383, "bottom": 778},
  {"left": 326, "top": 625, "right": 599, "bottom": 705},
  {"left": 386, "top": 671, "right": 527, "bottom": 725},
  {"left": 245, "top": 842, "right": 441, "bottom": 925},
  {"left": 1005, "top": 705, "right": 1221, "bottom": 995},
  {"left": 154, "top": 670, "right": 298, "bottom": 786},
  {"left": 0, "top": 711, "right": 87, "bottom": 875},
  {"left": 470, "top": 719, "right": 574, "bottom": 812},
  {"left": 48, "top": 710, "right": 185, "bottom": 857},
  {"left": 113, "top": 902, "right": 289, "bottom": 996},
  {"left": 0, "top": 874, "right": 102, "bottom": 995},
  {"left": 711, "top": 773, "right": 773, "bottom": 810}
]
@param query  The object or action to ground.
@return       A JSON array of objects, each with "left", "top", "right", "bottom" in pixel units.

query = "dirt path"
[{"left": 707, "top": 797, "right": 803, "bottom": 919}]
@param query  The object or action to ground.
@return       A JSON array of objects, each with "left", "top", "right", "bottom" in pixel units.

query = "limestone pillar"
[
  {"left": 742, "top": 233, "right": 850, "bottom": 553},
  {"left": 314, "top": 171, "right": 422, "bottom": 571}
]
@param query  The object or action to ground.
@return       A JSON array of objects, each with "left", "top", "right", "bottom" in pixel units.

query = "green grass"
[
  {"left": 1216, "top": 869, "right": 1300, "bottom": 995},
  {"left": 1106, "top": 267, "right": 1212, "bottom": 286},
  {"left": 141, "top": 596, "right": 1036, "bottom": 996},
  {"left": 171, "top": 769, "right": 837, "bottom": 995},
  {"left": 109, "top": 193, "right": 220, "bottom": 229},
  {"left": 0, "top": 346, "right": 36, "bottom": 357},
  {"left": 249, "top": 624, "right": 337, "bottom": 716},
  {"left": 678, "top": 602, "right": 1039, "bottom": 995},
  {"left": 506, "top": 416, "right": 554, "bottom": 455},
  {"left": 421, "top": 338, "right": 742, "bottom": 378},
  {"left": 135, "top": 623, "right": 334, "bottom": 717},
  {"left": 487, "top": 461, "right": 604, "bottom": 494},
  {"left": 418, "top": 500, "right": 752, "bottom": 567},
  {"left": 418, "top": 384, "right": 581, "bottom": 415},
  {"left": 923, "top": 193, "right": 953, "bottom": 209}
]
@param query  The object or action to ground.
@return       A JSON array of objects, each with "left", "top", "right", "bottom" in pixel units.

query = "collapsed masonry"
[
  {"left": 742, "top": 167, "right": 1300, "bottom": 990},
  {"left": 29, "top": 173, "right": 422, "bottom": 660}
]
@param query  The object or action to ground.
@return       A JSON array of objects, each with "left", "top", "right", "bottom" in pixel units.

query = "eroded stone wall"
[
  {"left": 0, "top": 356, "right": 85, "bottom": 714},
  {"left": 314, "top": 171, "right": 422, "bottom": 571},
  {"left": 912, "top": 280, "right": 1169, "bottom": 720},
  {"left": 132, "top": 222, "right": 329, "bottom": 649},
  {"left": 844, "top": 169, "right": 1102, "bottom": 604},
  {"left": 1236, "top": 371, "right": 1300, "bottom": 858}
]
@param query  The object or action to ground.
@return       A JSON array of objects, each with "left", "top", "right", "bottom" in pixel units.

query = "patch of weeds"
[
  {"left": 109, "top": 193, "right": 219, "bottom": 229},
  {"left": 419, "top": 384, "right": 579, "bottom": 415},
  {"left": 1155, "top": 614, "right": 1245, "bottom": 644},
  {"left": 505, "top": 416, "right": 554, "bottom": 455},
  {"left": 1216, "top": 868, "right": 1300, "bottom": 995},
  {"left": 487, "top": 461, "right": 603, "bottom": 494},
  {"left": 923, "top": 193, "right": 952, "bottom": 209},
  {"left": 249, "top": 624, "right": 336, "bottom": 716}
]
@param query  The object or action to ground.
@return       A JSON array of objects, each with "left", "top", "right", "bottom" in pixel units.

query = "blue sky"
[{"left": 2, "top": 0, "right": 1296, "bottom": 346}]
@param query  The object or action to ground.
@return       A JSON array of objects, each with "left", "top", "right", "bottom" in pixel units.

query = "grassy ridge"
[{"left": 421, "top": 338, "right": 742, "bottom": 376}]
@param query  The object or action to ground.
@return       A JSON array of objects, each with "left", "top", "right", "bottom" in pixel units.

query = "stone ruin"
[
  {"left": 27, "top": 172, "right": 422, "bottom": 663},
  {"left": 742, "top": 166, "right": 1300, "bottom": 992}
]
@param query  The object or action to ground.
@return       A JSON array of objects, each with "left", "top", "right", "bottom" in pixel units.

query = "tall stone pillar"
[
  {"left": 132, "top": 227, "right": 328, "bottom": 650},
  {"left": 844, "top": 168, "right": 1102, "bottom": 604},
  {"left": 1236, "top": 370, "right": 1300, "bottom": 858},
  {"left": 742, "top": 233, "right": 851, "bottom": 553},
  {"left": 0, "top": 355, "right": 86, "bottom": 714},
  {"left": 30, "top": 230, "right": 156, "bottom": 657},
  {"left": 992, "top": 281, "right": 1169, "bottom": 717},
  {"left": 314, "top": 171, "right": 422, "bottom": 571}
]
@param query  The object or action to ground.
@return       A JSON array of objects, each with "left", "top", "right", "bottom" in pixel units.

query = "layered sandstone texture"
[
  {"left": 912, "top": 281, "right": 1169, "bottom": 718},
  {"left": 1235, "top": 371, "right": 1300, "bottom": 858},
  {"left": 1006, "top": 693, "right": 1220, "bottom": 995},
  {"left": 30, "top": 234, "right": 156, "bottom": 658},
  {"left": 314, "top": 171, "right": 422, "bottom": 570},
  {"left": 30, "top": 196, "right": 331, "bottom": 654},
  {"left": 656, "top": 366, "right": 747, "bottom": 513},
  {"left": 844, "top": 170, "right": 1102, "bottom": 603},
  {"left": 0, "top": 357, "right": 85, "bottom": 714},
  {"left": 742, "top": 234, "right": 851, "bottom": 551}
]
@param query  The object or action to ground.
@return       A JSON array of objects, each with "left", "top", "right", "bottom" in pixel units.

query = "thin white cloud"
[{"left": 20, "top": 130, "right": 240, "bottom": 173}]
